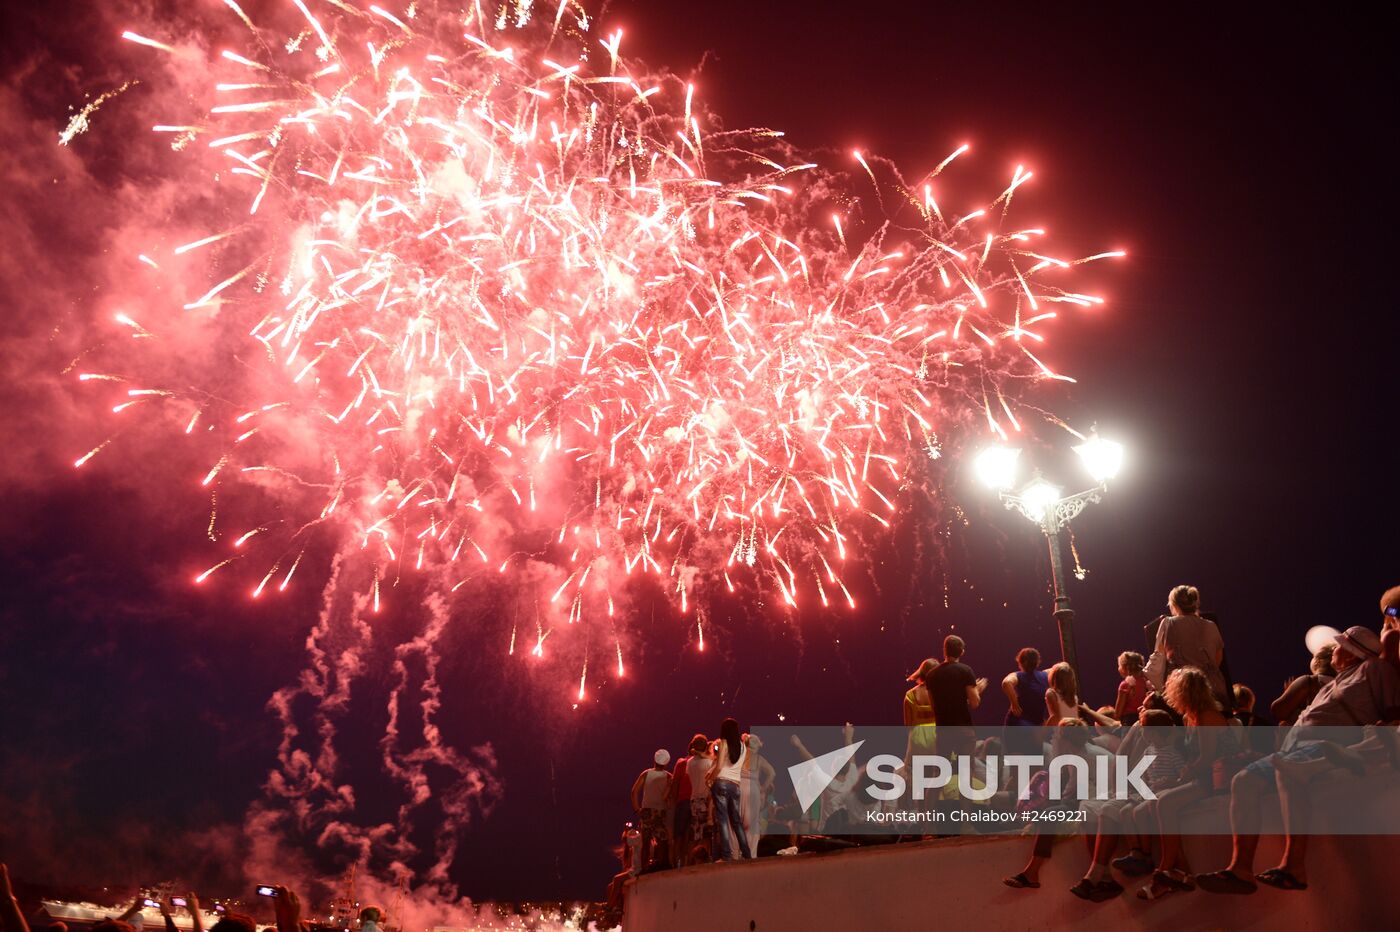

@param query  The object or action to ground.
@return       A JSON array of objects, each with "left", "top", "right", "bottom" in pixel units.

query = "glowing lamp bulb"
[
  {"left": 1305, "top": 625, "right": 1341, "bottom": 656},
  {"left": 1020, "top": 479, "right": 1062, "bottom": 522},
  {"left": 1074, "top": 435, "right": 1125, "bottom": 483},
  {"left": 974, "top": 446, "right": 1021, "bottom": 490}
]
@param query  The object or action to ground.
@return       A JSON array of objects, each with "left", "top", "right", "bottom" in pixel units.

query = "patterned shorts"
[
  {"left": 640, "top": 807, "right": 668, "bottom": 837},
  {"left": 689, "top": 796, "right": 712, "bottom": 843}
]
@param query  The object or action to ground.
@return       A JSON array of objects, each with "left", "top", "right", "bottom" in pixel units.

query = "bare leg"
[
  {"left": 1222, "top": 767, "right": 1270, "bottom": 880},
  {"left": 1280, "top": 836, "right": 1310, "bottom": 882},
  {"left": 1154, "top": 782, "right": 1206, "bottom": 874},
  {"left": 1273, "top": 768, "right": 1312, "bottom": 883},
  {"left": 1019, "top": 831, "right": 1054, "bottom": 883},
  {"left": 1131, "top": 799, "right": 1157, "bottom": 858},
  {"left": 1084, "top": 818, "right": 1119, "bottom": 882}
]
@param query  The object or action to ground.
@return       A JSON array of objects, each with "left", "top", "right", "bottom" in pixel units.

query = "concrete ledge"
[{"left": 624, "top": 831, "right": 1397, "bottom": 931}]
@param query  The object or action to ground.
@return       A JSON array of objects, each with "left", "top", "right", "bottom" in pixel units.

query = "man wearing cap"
[
  {"left": 1199, "top": 625, "right": 1400, "bottom": 894},
  {"left": 630, "top": 749, "right": 674, "bottom": 870}
]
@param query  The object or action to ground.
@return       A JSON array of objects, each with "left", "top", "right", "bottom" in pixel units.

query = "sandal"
[
  {"left": 1136, "top": 870, "right": 1193, "bottom": 901},
  {"left": 1135, "top": 877, "right": 1176, "bottom": 901},
  {"left": 1196, "top": 869, "right": 1257, "bottom": 895},
  {"left": 1158, "top": 868, "right": 1196, "bottom": 891},
  {"left": 1069, "top": 878, "right": 1098, "bottom": 899},
  {"left": 1256, "top": 868, "right": 1308, "bottom": 891},
  {"left": 1091, "top": 878, "right": 1125, "bottom": 902},
  {"left": 1003, "top": 872, "right": 1040, "bottom": 889},
  {"left": 1111, "top": 850, "right": 1153, "bottom": 876}
]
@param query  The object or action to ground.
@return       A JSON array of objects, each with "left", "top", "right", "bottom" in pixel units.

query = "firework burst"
[{"left": 78, "top": 0, "right": 1121, "bottom": 682}]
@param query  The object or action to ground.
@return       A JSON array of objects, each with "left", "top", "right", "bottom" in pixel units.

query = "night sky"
[{"left": 1, "top": 0, "right": 1397, "bottom": 906}]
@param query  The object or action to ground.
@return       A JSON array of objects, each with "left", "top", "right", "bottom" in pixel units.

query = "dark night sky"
[{"left": 1, "top": 0, "right": 1397, "bottom": 906}]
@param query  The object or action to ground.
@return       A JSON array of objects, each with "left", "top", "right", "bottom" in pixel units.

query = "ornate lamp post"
[{"left": 973, "top": 436, "right": 1125, "bottom": 679}]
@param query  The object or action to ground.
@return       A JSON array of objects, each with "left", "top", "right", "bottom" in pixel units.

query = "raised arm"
[
  {"left": 1002, "top": 674, "right": 1021, "bottom": 717},
  {"left": 0, "top": 865, "right": 31, "bottom": 932},
  {"left": 1079, "top": 703, "right": 1117, "bottom": 728},
  {"left": 272, "top": 886, "right": 302, "bottom": 932},
  {"left": 967, "top": 677, "right": 987, "bottom": 711},
  {"left": 186, "top": 894, "right": 204, "bottom": 932},
  {"left": 708, "top": 741, "right": 731, "bottom": 787},
  {"left": 117, "top": 893, "right": 146, "bottom": 924},
  {"left": 1270, "top": 676, "right": 1313, "bottom": 724}
]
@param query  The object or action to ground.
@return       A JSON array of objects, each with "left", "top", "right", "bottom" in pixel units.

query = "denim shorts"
[{"left": 1240, "top": 743, "right": 1326, "bottom": 780}]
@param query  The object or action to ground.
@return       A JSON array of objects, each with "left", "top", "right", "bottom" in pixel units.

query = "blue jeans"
[
  {"left": 711, "top": 779, "right": 751, "bottom": 860},
  {"left": 1241, "top": 743, "right": 1327, "bottom": 780}
]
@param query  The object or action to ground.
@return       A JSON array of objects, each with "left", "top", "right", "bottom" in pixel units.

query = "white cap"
[{"left": 654, "top": 749, "right": 671, "bottom": 766}]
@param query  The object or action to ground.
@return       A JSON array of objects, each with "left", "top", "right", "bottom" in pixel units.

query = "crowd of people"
[
  {"left": 0, "top": 872, "right": 380, "bottom": 932},
  {"left": 994, "top": 583, "right": 1400, "bottom": 901},
  {"left": 617, "top": 582, "right": 1400, "bottom": 908}
]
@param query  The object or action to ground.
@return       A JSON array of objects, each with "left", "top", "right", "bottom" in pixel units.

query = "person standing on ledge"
[
  {"left": 1144, "top": 584, "right": 1230, "bottom": 712},
  {"left": 904, "top": 657, "right": 940, "bottom": 766},
  {"left": 707, "top": 718, "right": 753, "bottom": 861},
  {"left": 1001, "top": 647, "right": 1048, "bottom": 757},
  {"left": 928, "top": 635, "right": 987, "bottom": 764},
  {"left": 631, "top": 748, "right": 674, "bottom": 869}
]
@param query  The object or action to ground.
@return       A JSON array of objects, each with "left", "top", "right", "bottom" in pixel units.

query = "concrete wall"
[
  {"left": 624, "top": 830, "right": 1396, "bottom": 931},
  {"left": 626, "top": 761, "right": 1400, "bottom": 930}
]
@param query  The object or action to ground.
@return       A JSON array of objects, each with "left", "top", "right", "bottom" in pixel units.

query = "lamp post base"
[{"left": 1054, "top": 607, "right": 1078, "bottom": 682}]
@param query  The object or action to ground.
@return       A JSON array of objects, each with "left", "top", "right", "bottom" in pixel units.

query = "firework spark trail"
[
  {"left": 86, "top": 1, "right": 1119, "bottom": 661},
  {"left": 68, "top": 0, "right": 1121, "bottom": 896},
  {"left": 58, "top": 81, "right": 138, "bottom": 146}
]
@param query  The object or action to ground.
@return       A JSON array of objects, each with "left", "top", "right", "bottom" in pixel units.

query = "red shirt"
[
  {"left": 672, "top": 755, "right": 693, "bottom": 801},
  {"left": 1118, "top": 675, "right": 1148, "bottom": 720}
]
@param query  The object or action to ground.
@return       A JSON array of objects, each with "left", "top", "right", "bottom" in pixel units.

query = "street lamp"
[{"left": 975, "top": 434, "right": 1125, "bottom": 679}]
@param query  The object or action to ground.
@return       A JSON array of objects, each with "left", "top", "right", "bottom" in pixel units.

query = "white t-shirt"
[
  {"left": 640, "top": 768, "right": 670, "bottom": 809},
  {"left": 716, "top": 740, "right": 747, "bottom": 783}
]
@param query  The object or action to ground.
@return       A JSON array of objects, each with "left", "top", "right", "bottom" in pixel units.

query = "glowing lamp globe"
[
  {"left": 1020, "top": 478, "right": 1063, "bottom": 523},
  {"left": 1305, "top": 625, "right": 1342, "bottom": 656},
  {"left": 974, "top": 446, "right": 1021, "bottom": 490},
  {"left": 1074, "top": 435, "right": 1125, "bottom": 484}
]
